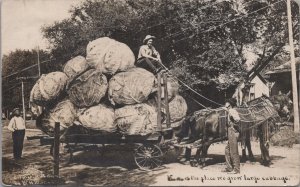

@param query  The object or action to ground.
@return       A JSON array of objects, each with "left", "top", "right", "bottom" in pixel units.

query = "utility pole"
[
  {"left": 298, "top": 1, "right": 300, "bottom": 132},
  {"left": 37, "top": 46, "right": 41, "bottom": 77},
  {"left": 21, "top": 80, "right": 26, "bottom": 121},
  {"left": 17, "top": 76, "right": 38, "bottom": 122},
  {"left": 287, "top": 0, "right": 300, "bottom": 132}
]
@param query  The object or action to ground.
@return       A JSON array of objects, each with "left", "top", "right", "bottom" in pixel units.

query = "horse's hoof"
[
  {"left": 261, "top": 160, "right": 271, "bottom": 167},
  {"left": 190, "top": 161, "right": 198, "bottom": 167},
  {"left": 200, "top": 162, "right": 206, "bottom": 168},
  {"left": 249, "top": 157, "right": 255, "bottom": 162},
  {"left": 263, "top": 163, "right": 270, "bottom": 167},
  {"left": 179, "top": 157, "right": 189, "bottom": 162},
  {"left": 180, "top": 159, "right": 190, "bottom": 165}
]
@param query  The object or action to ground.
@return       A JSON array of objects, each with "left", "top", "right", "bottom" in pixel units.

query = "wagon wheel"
[{"left": 134, "top": 144, "right": 163, "bottom": 171}]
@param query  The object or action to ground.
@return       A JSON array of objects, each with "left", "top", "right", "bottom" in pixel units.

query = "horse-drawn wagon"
[
  {"left": 28, "top": 69, "right": 282, "bottom": 173},
  {"left": 28, "top": 71, "right": 178, "bottom": 171}
]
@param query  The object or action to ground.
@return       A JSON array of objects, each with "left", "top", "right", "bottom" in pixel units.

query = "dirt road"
[{"left": 2, "top": 125, "right": 300, "bottom": 186}]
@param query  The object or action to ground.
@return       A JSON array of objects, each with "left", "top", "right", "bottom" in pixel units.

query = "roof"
[
  {"left": 265, "top": 57, "right": 300, "bottom": 75},
  {"left": 255, "top": 73, "right": 268, "bottom": 84},
  {"left": 247, "top": 71, "right": 268, "bottom": 84}
]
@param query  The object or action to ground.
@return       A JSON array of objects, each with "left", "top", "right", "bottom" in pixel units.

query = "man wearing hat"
[
  {"left": 137, "top": 35, "right": 163, "bottom": 74},
  {"left": 223, "top": 98, "right": 241, "bottom": 174},
  {"left": 7, "top": 108, "right": 26, "bottom": 160}
]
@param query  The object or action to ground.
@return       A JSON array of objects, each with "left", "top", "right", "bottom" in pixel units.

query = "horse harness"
[
  {"left": 200, "top": 99, "right": 276, "bottom": 146},
  {"left": 194, "top": 108, "right": 228, "bottom": 144}
]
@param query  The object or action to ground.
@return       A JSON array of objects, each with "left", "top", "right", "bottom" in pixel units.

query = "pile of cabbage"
[{"left": 30, "top": 37, "right": 187, "bottom": 136}]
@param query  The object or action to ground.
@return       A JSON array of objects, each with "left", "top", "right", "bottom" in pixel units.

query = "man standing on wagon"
[
  {"left": 136, "top": 35, "right": 165, "bottom": 74},
  {"left": 223, "top": 98, "right": 241, "bottom": 174}
]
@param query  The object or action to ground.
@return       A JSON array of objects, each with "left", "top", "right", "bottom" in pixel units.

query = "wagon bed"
[{"left": 28, "top": 70, "right": 176, "bottom": 172}]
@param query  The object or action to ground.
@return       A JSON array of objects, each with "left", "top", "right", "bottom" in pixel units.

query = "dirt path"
[{"left": 2, "top": 127, "right": 300, "bottom": 186}]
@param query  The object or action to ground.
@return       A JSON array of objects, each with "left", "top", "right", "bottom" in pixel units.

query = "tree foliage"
[
  {"left": 2, "top": 49, "right": 50, "bottom": 111},
  {"left": 39, "top": 0, "right": 298, "bottom": 108}
]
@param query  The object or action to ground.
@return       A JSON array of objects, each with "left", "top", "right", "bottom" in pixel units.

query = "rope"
[
  {"left": 172, "top": 76, "right": 223, "bottom": 107},
  {"left": 189, "top": 96, "right": 208, "bottom": 109},
  {"left": 154, "top": 61, "right": 223, "bottom": 107}
]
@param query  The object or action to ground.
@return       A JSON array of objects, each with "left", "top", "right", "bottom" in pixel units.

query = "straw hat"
[
  {"left": 143, "top": 35, "right": 156, "bottom": 44},
  {"left": 12, "top": 108, "right": 20, "bottom": 114}
]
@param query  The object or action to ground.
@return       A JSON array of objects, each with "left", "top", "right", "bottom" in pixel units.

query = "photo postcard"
[{"left": 1, "top": 0, "right": 300, "bottom": 186}]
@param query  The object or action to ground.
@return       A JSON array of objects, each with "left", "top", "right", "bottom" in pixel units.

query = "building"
[
  {"left": 233, "top": 74, "right": 269, "bottom": 106},
  {"left": 265, "top": 57, "right": 300, "bottom": 96}
]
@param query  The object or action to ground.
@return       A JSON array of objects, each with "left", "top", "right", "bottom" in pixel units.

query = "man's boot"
[
  {"left": 241, "top": 149, "right": 247, "bottom": 163},
  {"left": 179, "top": 148, "right": 191, "bottom": 165}
]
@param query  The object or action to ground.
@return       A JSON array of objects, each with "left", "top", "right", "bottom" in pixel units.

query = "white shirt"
[
  {"left": 8, "top": 116, "right": 26, "bottom": 132},
  {"left": 138, "top": 45, "right": 160, "bottom": 60},
  {"left": 227, "top": 108, "right": 241, "bottom": 127},
  {"left": 222, "top": 107, "right": 240, "bottom": 125}
]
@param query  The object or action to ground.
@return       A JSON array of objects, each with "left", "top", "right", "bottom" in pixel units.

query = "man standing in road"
[
  {"left": 223, "top": 98, "right": 241, "bottom": 174},
  {"left": 7, "top": 108, "right": 26, "bottom": 160},
  {"left": 136, "top": 35, "right": 164, "bottom": 74}
]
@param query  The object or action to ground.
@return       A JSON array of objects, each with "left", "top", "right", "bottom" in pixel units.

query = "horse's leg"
[
  {"left": 241, "top": 148, "right": 247, "bottom": 163},
  {"left": 263, "top": 142, "right": 271, "bottom": 165},
  {"left": 259, "top": 136, "right": 267, "bottom": 164},
  {"left": 200, "top": 143, "right": 211, "bottom": 168},
  {"left": 240, "top": 133, "right": 247, "bottom": 163},
  {"left": 198, "top": 145, "right": 205, "bottom": 167},
  {"left": 259, "top": 126, "right": 271, "bottom": 166},
  {"left": 246, "top": 131, "right": 255, "bottom": 162},
  {"left": 185, "top": 148, "right": 191, "bottom": 161},
  {"left": 190, "top": 148, "right": 201, "bottom": 167}
]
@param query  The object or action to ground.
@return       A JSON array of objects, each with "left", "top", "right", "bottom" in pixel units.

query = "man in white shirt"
[
  {"left": 223, "top": 98, "right": 241, "bottom": 174},
  {"left": 137, "top": 35, "right": 164, "bottom": 74},
  {"left": 8, "top": 108, "right": 26, "bottom": 160}
]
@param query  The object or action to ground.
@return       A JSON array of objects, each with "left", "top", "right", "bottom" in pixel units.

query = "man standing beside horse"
[{"left": 223, "top": 98, "right": 241, "bottom": 174}]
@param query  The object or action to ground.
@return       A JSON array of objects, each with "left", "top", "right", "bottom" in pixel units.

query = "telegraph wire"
[
  {"left": 172, "top": 0, "right": 285, "bottom": 44},
  {"left": 2, "top": 59, "right": 54, "bottom": 79}
]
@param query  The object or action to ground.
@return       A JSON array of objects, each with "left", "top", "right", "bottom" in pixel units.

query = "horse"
[
  {"left": 174, "top": 95, "right": 279, "bottom": 167},
  {"left": 270, "top": 91, "right": 293, "bottom": 121},
  {"left": 238, "top": 92, "right": 293, "bottom": 162}
]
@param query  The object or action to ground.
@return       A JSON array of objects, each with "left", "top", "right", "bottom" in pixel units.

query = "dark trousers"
[
  {"left": 136, "top": 58, "right": 162, "bottom": 74},
  {"left": 225, "top": 127, "right": 240, "bottom": 172},
  {"left": 12, "top": 130, "right": 25, "bottom": 159}
]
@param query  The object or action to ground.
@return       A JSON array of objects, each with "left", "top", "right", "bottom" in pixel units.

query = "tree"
[
  {"left": 42, "top": 0, "right": 299, "bottom": 109},
  {"left": 2, "top": 49, "right": 50, "bottom": 111}
]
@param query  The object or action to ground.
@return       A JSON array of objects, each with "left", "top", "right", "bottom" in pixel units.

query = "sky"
[{"left": 1, "top": 0, "right": 84, "bottom": 55}]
